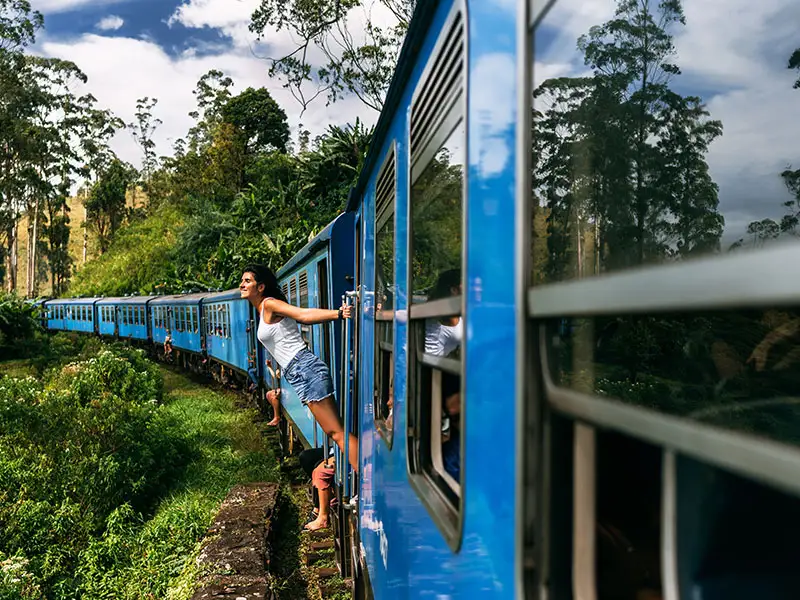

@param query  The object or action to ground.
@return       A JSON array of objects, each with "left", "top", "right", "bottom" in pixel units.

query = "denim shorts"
[{"left": 284, "top": 349, "right": 334, "bottom": 404}]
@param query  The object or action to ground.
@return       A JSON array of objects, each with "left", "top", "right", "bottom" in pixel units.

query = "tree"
[
  {"left": 221, "top": 87, "right": 290, "bottom": 154},
  {"left": 187, "top": 70, "right": 233, "bottom": 152},
  {"left": 85, "top": 159, "right": 135, "bottom": 253},
  {"left": 249, "top": 0, "right": 414, "bottom": 111},
  {"left": 128, "top": 97, "right": 160, "bottom": 197}
]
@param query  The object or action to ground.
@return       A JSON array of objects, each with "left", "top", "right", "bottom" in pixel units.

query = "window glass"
[
  {"left": 409, "top": 119, "right": 465, "bottom": 507},
  {"left": 530, "top": 0, "right": 800, "bottom": 285},
  {"left": 375, "top": 148, "right": 396, "bottom": 442},
  {"left": 552, "top": 308, "right": 800, "bottom": 448},
  {"left": 410, "top": 124, "right": 464, "bottom": 304}
]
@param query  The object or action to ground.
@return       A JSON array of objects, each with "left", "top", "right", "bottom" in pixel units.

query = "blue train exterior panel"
[
  {"left": 97, "top": 297, "right": 155, "bottom": 341},
  {"left": 202, "top": 290, "right": 257, "bottom": 379},
  {"left": 44, "top": 299, "right": 99, "bottom": 333},
  {"left": 149, "top": 294, "right": 208, "bottom": 354},
  {"left": 351, "top": 0, "right": 520, "bottom": 597}
]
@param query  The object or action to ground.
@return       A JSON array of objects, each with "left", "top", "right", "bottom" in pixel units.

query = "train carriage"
[
  {"left": 149, "top": 293, "right": 207, "bottom": 356},
  {"left": 202, "top": 289, "right": 259, "bottom": 385},
  {"left": 43, "top": 298, "right": 100, "bottom": 334},
  {"left": 96, "top": 296, "right": 156, "bottom": 340}
]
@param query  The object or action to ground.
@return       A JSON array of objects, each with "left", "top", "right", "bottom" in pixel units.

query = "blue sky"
[{"left": 41, "top": 0, "right": 228, "bottom": 59}]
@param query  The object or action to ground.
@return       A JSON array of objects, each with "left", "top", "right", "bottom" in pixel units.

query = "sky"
[
  {"left": 32, "top": 0, "right": 382, "bottom": 171},
  {"left": 534, "top": 0, "right": 800, "bottom": 246}
]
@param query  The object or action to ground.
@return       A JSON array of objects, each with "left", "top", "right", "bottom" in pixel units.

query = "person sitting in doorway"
[{"left": 305, "top": 455, "right": 336, "bottom": 531}]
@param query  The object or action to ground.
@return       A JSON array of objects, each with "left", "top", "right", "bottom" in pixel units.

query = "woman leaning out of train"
[{"left": 240, "top": 264, "right": 359, "bottom": 473}]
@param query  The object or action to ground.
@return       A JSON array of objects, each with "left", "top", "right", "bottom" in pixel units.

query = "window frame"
[
  {"left": 404, "top": 0, "right": 468, "bottom": 552},
  {"left": 374, "top": 141, "right": 397, "bottom": 449}
]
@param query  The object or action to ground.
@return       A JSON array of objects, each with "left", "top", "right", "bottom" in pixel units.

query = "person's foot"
[
  {"left": 267, "top": 417, "right": 280, "bottom": 426},
  {"left": 303, "top": 516, "right": 329, "bottom": 531}
]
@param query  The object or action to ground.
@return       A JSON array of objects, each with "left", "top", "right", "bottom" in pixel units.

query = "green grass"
[
  {"left": 77, "top": 366, "right": 282, "bottom": 599},
  {"left": 0, "top": 359, "right": 35, "bottom": 378}
]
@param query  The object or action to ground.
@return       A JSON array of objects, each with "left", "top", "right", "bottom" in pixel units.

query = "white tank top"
[{"left": 256, "top": 304, "right": 307, "bottom": 369}]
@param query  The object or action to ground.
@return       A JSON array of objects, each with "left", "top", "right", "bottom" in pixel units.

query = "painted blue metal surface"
[
  {"left": 44, "top": 298, "right": 100, "bottom": 333},
  {"left": 202, "top": 290, "right": 255, "bottom": 377},
  {"left": 149, "top": 293, "right": 208, "bottom": 353},
  {"left": 97, "top": 297, "right": 155, "bottom": 341},
  {"left": 351, "top": 0, "right": 520, "bottom": 597}
]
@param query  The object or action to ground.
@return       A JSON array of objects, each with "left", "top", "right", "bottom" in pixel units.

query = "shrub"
[{"left": 0, "top": 346, "right": 190, "bottom": 594}]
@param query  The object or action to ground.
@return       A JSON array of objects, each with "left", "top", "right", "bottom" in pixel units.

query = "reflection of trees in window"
[
  {"left": 411, "top": 136, "right": 464, "bottom": 299},
  {"left": 376, "top": 221, "right": 394, "bottom": 310},
  {"left": 556, "top": 309, "right": 800, "bottom": 446},
  {"left": 532, "top": 0, "right": 724, "bottom": 283}
]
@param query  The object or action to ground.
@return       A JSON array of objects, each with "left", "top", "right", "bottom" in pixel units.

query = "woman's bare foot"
[
  {"left": 304, "top": 516, "right": 329, "bottom": 531},
  {"left": 267, "top": 417, "right": 280, "bottom": 426}
]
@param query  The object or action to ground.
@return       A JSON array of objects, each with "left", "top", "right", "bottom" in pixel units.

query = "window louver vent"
[
  {"left": 282, "top": 283, "right": 290, "bottom": 302},
  {"left": 289, "top": 278, "right": 298, "bottom": 304},
  {"left": 298, "top": 272, "right": 309, "bottom": 308},
  {"left": 376, "top": 147, "right": 396, "bottom": 225},
  {"left": 410, "top": 10, "right": 464, "bottom": 166}
]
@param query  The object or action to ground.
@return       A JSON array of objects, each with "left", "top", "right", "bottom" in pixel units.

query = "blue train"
[{"left": 36, "top": 0, "right": 800, "bottom": 597}]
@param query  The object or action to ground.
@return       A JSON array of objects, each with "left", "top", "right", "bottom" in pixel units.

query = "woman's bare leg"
[
  {"left": 266, "top": 389, "right": 281, "bottom": 426},
  {"left": 308, "top": 397, "right": 359, "bottom": 472}
]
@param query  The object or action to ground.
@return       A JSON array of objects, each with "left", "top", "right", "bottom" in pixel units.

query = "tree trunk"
[
  {"left": 83, "top": 190, "right": 88, "bottom": 264},
  {"left": 30, "top": 196, "right": 39, "bottom": 297},
  {"left": 6, "top": 219, "right": 18, "bottom": 293}
]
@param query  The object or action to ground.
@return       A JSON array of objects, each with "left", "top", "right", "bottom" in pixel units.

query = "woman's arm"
[{"left": 265, "top": 298, "right": 352, "bottom": 325}]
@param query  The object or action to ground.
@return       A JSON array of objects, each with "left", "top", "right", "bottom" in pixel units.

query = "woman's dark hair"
[
  {"left": 242, "top": 264, "right": 287, "bottom": 302},
  {"left": 429, "top": 268, "right": 462, "bottom": 301}
]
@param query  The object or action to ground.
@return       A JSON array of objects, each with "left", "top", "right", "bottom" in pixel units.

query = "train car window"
[
  {"left": 525, "top": 0, "right": 800, "bottom": 595},
  {"left": 405, "top": 4, "right": 465, "bottom": 548},
  {"left": 375, "top": 144, "right": 396, "bottom": 445},
  {"left": 281, "top": 282, "right": 290, "bottom": 303}
]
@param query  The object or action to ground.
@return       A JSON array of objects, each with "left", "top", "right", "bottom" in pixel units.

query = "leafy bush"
[
  {"left": 0, "top": 296, "right": 41, "bottom": 361},
  {"left": 0, "top": 552, "right": 42, "bottom": 600},
  {"left": 0, "top": 346, "right": 190, "bottom": 594}
]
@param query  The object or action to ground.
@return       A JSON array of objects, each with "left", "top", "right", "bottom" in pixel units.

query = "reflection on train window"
[
  {"left": 529, "top": 0, "right": 800, "bottom": 286},
  {"left": 375, "top": 144, "right": 395, "bottom": 444},
  {"left": 405, "top": 4, "right": 465, "bottom": 546},
  {"left": 550, "top": 309, "right": 800, "bottom": 448}
]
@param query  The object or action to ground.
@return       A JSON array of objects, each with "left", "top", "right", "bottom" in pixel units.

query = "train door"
[
  {"left": 113, "top": 305, "right": 119, "bottom": 338},
  {"left": 334, "top": 215, "right": 362, "bottom": 582}
]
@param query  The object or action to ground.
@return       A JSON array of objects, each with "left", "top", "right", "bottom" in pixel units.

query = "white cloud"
[
  {"left": 95, "top": 15, "right": 123, "bottom": 31},
  {"left": 33, "top": 0, "right": 125, "bottom": 15},
  {"left": 38, "top": 26, "right": 377, "bottom": 173}
]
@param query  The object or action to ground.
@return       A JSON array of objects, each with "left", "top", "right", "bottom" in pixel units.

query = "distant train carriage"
[
  {"left": 149, "top": 293, "right": 207, "bottom": 357},
  {"left": 43, "top": 298, "right": 100, "bottom": 334},
  {"left": 273, "top": 212, "right": 355, "bottom": 451},
  {"left": 202, "top": 289, "right": 259, "bottom": 386},
  {"left": 96, "top": 296, "right": 155, "bottom": 341}
]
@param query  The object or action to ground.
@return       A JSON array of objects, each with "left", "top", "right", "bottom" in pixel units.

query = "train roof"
[
  {"left": 149, "top": 292, "right": 213, "bottom": 306},
  {"left": 44, "top": 297, "right": 102, "bottom": 305},
  {"left": 345, "top": 0, "right": 438, "bottom": 212},
  {"left": 202, "top": 289, "right": 243, "bottom": 303},
  {"left": 95, "top": 296, "right": 158, "bottom": 305},
  {"left": 277, "top": 212, "right": 349, "bottom": 278}
]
